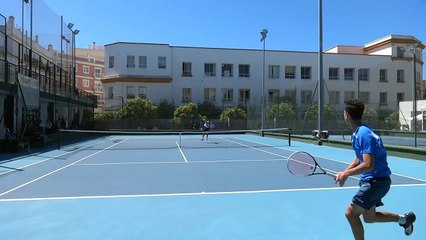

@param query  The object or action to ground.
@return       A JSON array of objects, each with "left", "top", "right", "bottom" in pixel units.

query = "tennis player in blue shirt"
[{"left": 335, "top": 100, "right": 416, "bottom": 239}]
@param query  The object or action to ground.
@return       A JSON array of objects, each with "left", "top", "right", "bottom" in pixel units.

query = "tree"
[
  {"left": 157, "top": 100, "right": 175, "bottom": 118},
  {"left": 363, "top": 104, "right": 378, "bottom": 118},
  {"left": 198, "top": 101, "right": 221, "bottom": 119},
  {"left": 173, "top": 102, "right": 202, "bottom": 127},
  {"left": 115, "top": 97, "right": 157, "bottom": 119},
  {"left": 385, "top": 112, "right": 399, "bottom": 130},
  {"left": 94, "top": 110, "right": 114, "bottom": 120},
  {"left": 304, "top": 103, "right": 336, "bottom": 120},
  {"left": 265, "top": 102, "right": 295, "bottom": 120},
  {"left": 220, "top": 107, "right": 246, "bottom": 121}
]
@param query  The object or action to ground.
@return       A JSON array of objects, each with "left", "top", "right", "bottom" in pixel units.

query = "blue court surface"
[{"left": 0, "top": 132, "right": 425, "bottom": 240}]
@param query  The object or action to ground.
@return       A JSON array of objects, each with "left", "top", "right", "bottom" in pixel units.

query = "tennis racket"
[{"left": 287, "top": 151, "right": 336, "bottom": 178}]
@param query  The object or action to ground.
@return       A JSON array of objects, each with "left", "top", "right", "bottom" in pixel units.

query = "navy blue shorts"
[{"left": 352, "top": 177, "right": 391, "bottom": 210}]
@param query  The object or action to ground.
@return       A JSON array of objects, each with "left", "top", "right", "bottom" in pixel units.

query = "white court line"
[
  {"left": 0, "top": 138, "right": 113, "bottom": 177},
  {"left": 221, "top": 137, "right": 344, "bottom": 179},
  {"left": 176, "top": 141, "right": 188, "bottom": 163},
  {"left": 0, "top": 139, "right": 128, "bottom": 198},
  {"left": 1, "top": 183, "right": 425, "bottom": 202},
  {"left": 75, "top": 158, "right": 285, "bottom": 166}
]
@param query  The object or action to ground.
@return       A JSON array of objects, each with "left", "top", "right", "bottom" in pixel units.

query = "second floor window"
[
  {"left": 358, "top": 68, "right": 369, "bottom": 81},
  {"left": 301, "top": 66, "right": 311, "bottom": 79},
  {"left": 285, "top": 65, "right": 296, "bottom": 79},
  {"left": 222, "top": 64, "right": 233, "bottom": 77},
  {"left": 344, "top": 68, "right": 354, "bottom": 80},
  {"left": 268, "top": 65, "right": 280, "bottom": 78},
  {"left": 204, "top": 63, "right": 216, "bottom": 76},
  {"left": 158, "top": 56, "right": 166, "bottom": 69},
  {"left": 182, "top": 62, "right": 192, "bottom": 76},
  {"left": 108, "top": 56, "right": 114, "bottom": 68},
  {"left": 397, "top": 69, "right": 405, "bottom": 82},
  {"left": 329, "top": 67, "right": 339, "bottom": 80},
  {"left": 379, "top": 69, "right": 387, "bottom": 82},
  {"left": 83, "top": 66, "right": 90, "bottom": 74},
  {"left": 239, "top": 64, "right": 250, "bottom": 77},
  {"left": 139, "top": 56, "right": 147, "bottom": 68},
  {"left": 127, "top": 55, "right": 135, "bottom": 68}
]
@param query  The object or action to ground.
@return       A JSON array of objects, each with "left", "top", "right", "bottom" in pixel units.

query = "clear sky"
[{"left": 4, "top": 0, "right": 426, "bottom": 78}]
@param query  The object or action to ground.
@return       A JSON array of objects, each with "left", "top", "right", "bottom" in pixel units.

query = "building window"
[
  {"left": 268, "top": 89, "right": 280, "bottom": 102},
  {"left": 344, "top": 91, "right": 355, "bottom": 101},
  {"left": 94, "top": 81, "right": 103, "bottom": 92},
  {"left": 83, "top": 65, "right": 90, "bottom": 74},
  {"left": 301, "top": 90, "right": 312, "bottom": 104},
  {"left": 126, "top": 86, "right": 136, "bottom": 99},
  {"left": 301, "top": 66, "right": 311, "bottom": 80},
  {"left": 138, "top": 86, "right": 147, "bottom": 99},
  {"left": 379, "top": 69, "right": 387, "bottom": 82},
  {"left": 94, "top": 68, "right": 102, "bottom": 78},
  {"left": 127, "top": 55, "right": 135, "bottom": 68},
  {"left": 238, "top": 64, "right": 250, "bottom": 78},
  {"left": 182, "top": 88, "right": 191, "bottom": 103},
  {"left": 329, "top": 91, "right": 340, "bottom": 104},
  {"left": 397, "top": 47, "right": 405, "bottom": 57},
  {"left": 344, "top": 68, "right": 354, "bottom": 80},
  {"left": 158, "top": 56, "right": 166, "bottom": 69},
  {"left": 397, "top": 92, "right": 405, "bottom": 102},
  {"left": 379, "top": 92, "right": 387, "bottom": 105},
  {"left": 268, "top": 65, "right": 280, "bottom": 79},
  {"left": 107, "top": 86, "right": 114, "bottom": 99},
  {"left": 358, "top": 68, "right": 369, "bottom": 81},
  {"left": 359, "top": 91, "right": 370, "bottom": 104},
  {"left": 284, "top": 89, "right": 296, "bottom": 102},
  {"left": 222, "top": 64, "right": 233, "bottom": 77},
  {"left": 238, "top": 89, "right": 250, "bottom": 103},
  {"left": 204, "top": 63, "right": 216, "bottom": 76},
  {"left": 139, "top": 56, "right": 147, "bottom": 68},
  {"left": 328, "top": 67, "right": 339, "bottom": 80},
  {"left": 285, "top": 65, "right": 296, "bottom": 79},
  {"left": 182, "top": 62, "right": 192, "bottom": 76},
  {"left": 397, "top": 69, "right": 405, "bottom": 82},
  {"left": 108, "top": 56, "right": 114, "bottom": 68},
  {"left": 204, "top": 88, "right": 216, "bottom": 102},
  {"left": 82, "top": 79, "right": 90, "bottom": 88},
  {"left": 222, "top": 88, "right": 233, "bottom": 103}
]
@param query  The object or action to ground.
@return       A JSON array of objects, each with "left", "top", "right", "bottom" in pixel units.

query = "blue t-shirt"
[{"left": 351, "top": 124, "right": 391, "bottom": 180}]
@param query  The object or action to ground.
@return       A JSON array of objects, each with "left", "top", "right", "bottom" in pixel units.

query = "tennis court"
[{"left": 0, "top": 130, "right": 425, "bottom": 239}]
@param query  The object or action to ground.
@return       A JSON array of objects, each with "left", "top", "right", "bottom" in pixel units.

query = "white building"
[
  {"left": 102, "top": 35, "right": 424, "bottom": 115},
  {"left": 399, "top": 100, "right": 426, "bottom": 131}
]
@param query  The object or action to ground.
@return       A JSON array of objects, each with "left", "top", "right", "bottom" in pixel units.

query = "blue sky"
[{"left": 3, "top": 0, "right": 426, "bottom": 77}]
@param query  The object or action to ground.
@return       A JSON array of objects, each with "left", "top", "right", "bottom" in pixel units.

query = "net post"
[
  {"left": 288, "top": 128, "right": 292, "bottom": 146},
  {"left": 57, "top": 129, "right": 61, "bottom": 149}
]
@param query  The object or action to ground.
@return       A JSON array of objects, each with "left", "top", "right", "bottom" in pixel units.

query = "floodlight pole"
[
  {"left": 0, "top": 14, "right": 7, "bottom": 83},
  {"left": 318, "top": 0, "right": 324, "bottom": 145},
  {"left": 260, "top": 29, "right": 268, "bottom": 130},
  {"left": 409, "top": 46, "right": 418, "bottom": 147}
]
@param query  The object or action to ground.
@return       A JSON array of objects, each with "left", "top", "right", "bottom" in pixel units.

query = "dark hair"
[{"left": 344, "top": 99, "right": 364, "bottom": 121}]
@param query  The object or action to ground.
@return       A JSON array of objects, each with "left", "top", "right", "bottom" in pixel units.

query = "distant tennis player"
[
  {"left": 201, "top": 119, "right": 213, "bottom": 141},
  {"left": 335, "top": 99, "right": 416, "bottom": 239}
]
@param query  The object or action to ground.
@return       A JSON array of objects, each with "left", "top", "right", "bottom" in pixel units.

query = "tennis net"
[{"left": 57, "top": 128, "right": 292, "bottom": 151}]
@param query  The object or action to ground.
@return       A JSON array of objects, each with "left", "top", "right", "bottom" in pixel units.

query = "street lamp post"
[
  {"left": 260, "top": 29, "right": 268, "bottom": 130},
  {"left": 409, "top": 45, "right": 418, "bottom": 147},
  {"left": 67, "top": 23, "right": 79, "bottom": 91},
  {"left": 0, "top": 14, "right": 7, "bottom": 83}
]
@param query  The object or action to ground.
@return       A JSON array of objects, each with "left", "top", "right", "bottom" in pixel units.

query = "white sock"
[{"left": 398, "top": 215, "right": 406, "bottom": 224}]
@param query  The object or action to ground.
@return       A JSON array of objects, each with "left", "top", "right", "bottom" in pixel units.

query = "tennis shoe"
[{"left": 399, "top": 212, "right": 416, "bottom": 236}]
